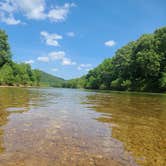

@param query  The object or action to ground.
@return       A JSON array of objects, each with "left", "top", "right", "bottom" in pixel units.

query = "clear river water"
[{"left": 0, "top": 87, "right": 165, "bottom": 166}]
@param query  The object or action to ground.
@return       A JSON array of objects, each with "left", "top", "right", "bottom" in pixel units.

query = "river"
[{"left": 0, "top": 87, "right": 165, "bottom": 166}]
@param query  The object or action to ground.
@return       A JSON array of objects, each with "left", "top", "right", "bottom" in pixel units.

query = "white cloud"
[
  {"left": 66, "top": 32, "right": 75, "bottom": 37},
  {"left": 0, "top": 1, "right": 16, "bottom": 13},
  {"left": 37, "top": 51, "right": 76, "bottom": 66},
  {"left": 0, "top": 0, "right": 46, "bottom": 24},
  {"left": 25, "top": 60, "right": 34, "bottom": 64},
  {"left": 77, "top": 64, "right": 92, "bottom": 70},
  {"left": 12, "top": 0, "right": 46, "bottom": 20},
  {"left": 41, "top": 31, "right": 62, "bottom": 47},
  {"left": 0, "top": 13, "right": 21, "bottom": 25},
  {"left": 37, "top": 56, "right": 49, "bottom": 62},
  {"left": 0, "top": 1, "right": 20, "bottom": 25},
  {"left": 52, "top": 68, "right": 58, "bottom": 72},
  {"left": 49, "top": 51, "right": 65, "bottom": 60},
  {"left": 62, "top": 58, "right": 76, "bottom": 66},
  {"left": 0, "top": 1, "right": 76, "bottom": 25},
  {"left": 48, "top": 3, "right": 76, "bottom": 22},
  {"left": 48, "top": 51, "right": 76, "bottom": 66},
  {"left": 105, "top": 40, "right": 116, "bottom": 47}
]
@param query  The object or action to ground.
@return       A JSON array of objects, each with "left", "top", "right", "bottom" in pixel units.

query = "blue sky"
[{"left": 0, "top": 0, "right": 166, "bottom": 79}]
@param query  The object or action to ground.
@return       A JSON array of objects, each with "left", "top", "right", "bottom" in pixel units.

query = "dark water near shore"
[{"left": 0, "top": 87, "right": 165, "bottom": 166}]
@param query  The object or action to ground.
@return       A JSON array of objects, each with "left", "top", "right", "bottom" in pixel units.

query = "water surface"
[{"left": 0, "top": 87, "right": 165, "bottom": 166}]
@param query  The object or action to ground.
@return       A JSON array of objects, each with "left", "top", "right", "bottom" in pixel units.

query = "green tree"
[
  {"left": 0, "top": 29, "right": 43, "bottom": 87},
  {"left": 154, "top": 27, "right": 166, "bottom": 72},
  {"left": 159, "top": 72, "right": 166, "bottom": 91},
  {"left": 66, "top": 26, "right": 166, "bottom": 92},
  {"left": 0, "top": 30, "right": 11, "bottom": 67},
  {"left": 0, "top": 63, "right": 14, "bottom": 85},
  {"left": 112, "top": 42, "right": 134, "bottom": 80},
  {"left": 33, "top": 70, "right": 41, "bottom": 86}
]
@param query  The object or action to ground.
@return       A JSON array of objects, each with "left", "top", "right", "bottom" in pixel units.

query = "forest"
[
  {"left": 1, "top": 26, "right": 166, "bottom": 92},
  {"left": 64, "top": 26, "right": 166, "bottom": 92},
  {"left": 0, "top": 29, "right": 41, "bottom": 86}
]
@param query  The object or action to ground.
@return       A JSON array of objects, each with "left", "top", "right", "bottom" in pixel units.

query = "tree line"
[
  {"left": 1, "top": 26, "right": 166, "bottom": 92},
  {"left": 0, "top": 29, "right": 41, "bottom": 86},
  {"left": 64, "top": 26, "right": 166, "bottom": 92}
]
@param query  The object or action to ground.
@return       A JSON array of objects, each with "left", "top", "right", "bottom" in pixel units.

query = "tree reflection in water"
[{"left": 0, "top": 88, "right": 30, "bottom": 153}]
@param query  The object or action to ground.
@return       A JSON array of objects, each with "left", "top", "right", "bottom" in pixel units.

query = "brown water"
[{"left": 0, "top": 87, "right": 165, "bottom": 166}]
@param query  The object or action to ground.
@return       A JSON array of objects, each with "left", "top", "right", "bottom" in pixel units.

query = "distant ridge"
[{"left": 39, "top": 70, "right": 65, "bottom": 87}]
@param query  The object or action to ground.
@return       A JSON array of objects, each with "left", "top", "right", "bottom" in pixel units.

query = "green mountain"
[{"left": 39, "top": 70, "right": 65, "bottom": 87}]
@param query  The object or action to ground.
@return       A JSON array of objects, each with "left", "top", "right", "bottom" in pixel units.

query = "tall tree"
[{"left": 0, "top": 30, "right": 11, "bottom": 67}]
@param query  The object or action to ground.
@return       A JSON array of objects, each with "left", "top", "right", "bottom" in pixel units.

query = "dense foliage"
[
  {"left": 1, "top": 26, "right": 166, "bottom": 92},
  {"left": 0, "top": 29, "right": 41, "bottom": 86},
  {"left": 65, "top": 26, "right": 166, "bottom": 92}
]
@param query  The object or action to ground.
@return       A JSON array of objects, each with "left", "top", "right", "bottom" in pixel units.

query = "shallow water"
[{"left": 0, "top": 87, "right": 165, "bottom": 166}]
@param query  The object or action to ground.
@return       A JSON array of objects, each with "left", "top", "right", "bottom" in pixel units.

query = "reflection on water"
[
  {"left": 85, "top": 92, "right": 166, "bottom": 166},
  {"left": 0, "top": 88, "right": 165, "bottom": 166},
  {"left": 0, "top": 88, "right": 30, "bottom": 153}
]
